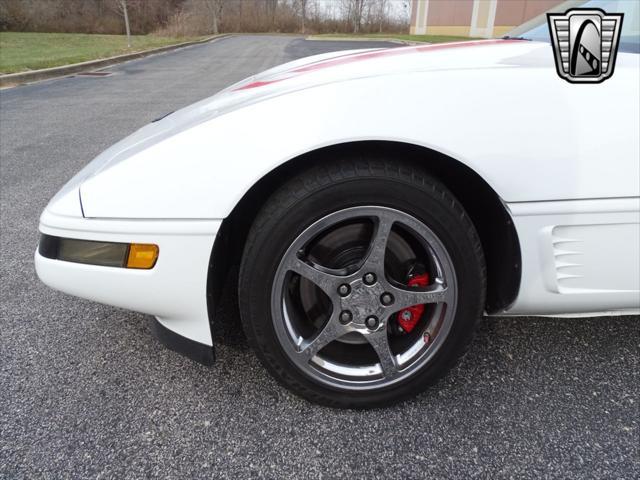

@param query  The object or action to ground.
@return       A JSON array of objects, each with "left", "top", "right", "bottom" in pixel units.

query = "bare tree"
[
  {"left": 265, "top": 0, "right": 278, "bottom": 28},
  {"left": 111, "top": 0, "right": 131, "bottom": 47},
  {"left": 375, "top": 0, "right": 389, "bottom": 33},
  {"left": 299, "top": 0, "right": 308, "bottom": 34},
  {"left": 356, "top": 0, "right": 368, "bottom": 33},
  {"left": 342, "top": 0, "right": 368, "bottom": 34},
  {"left": 201, "top": 0, "right": 224, "bottom": 35},
  {"left": 1, "top": 0, "right": 409, "bottom": 37}
]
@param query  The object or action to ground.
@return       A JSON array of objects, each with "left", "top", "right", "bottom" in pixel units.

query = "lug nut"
[
  {"left": 380, "top": 292, "right": 394, "bottom": 306},
  {"left": 339, "top": 310, "right": 353, "bottom": 325},
  {"left": 365, "top": 316, "right": 379, "bottom": 330},
  {"left": 338, "top": 284, "right": 351, "bottom": 297},
  {"left": 363, "top": 273, "right": 377, "bottom": 285}
]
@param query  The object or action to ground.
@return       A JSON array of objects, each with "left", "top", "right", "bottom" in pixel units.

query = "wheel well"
[{"left": 207, "top": 141, "right": 521, "bottom": 336}]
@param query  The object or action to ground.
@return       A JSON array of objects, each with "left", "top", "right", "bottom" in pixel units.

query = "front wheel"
[{"left": 239, "top": 158, "right": 486, "bottom": 408}]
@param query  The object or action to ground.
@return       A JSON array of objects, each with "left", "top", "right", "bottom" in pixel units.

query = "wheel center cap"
[{"left": 341, "top": 279, "right": 384, "bottom": 324}]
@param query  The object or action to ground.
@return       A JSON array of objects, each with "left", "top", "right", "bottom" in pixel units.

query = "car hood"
[
  {"left": 147, "top": 39, "right": 545, "bottom": 130},
  {"left": 47, "top": 39, "right": 550, "bottom": 218}
]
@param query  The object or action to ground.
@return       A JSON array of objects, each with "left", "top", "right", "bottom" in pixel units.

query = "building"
[{"left": 410, "top": 0, "right": 564, "bottom": 38}]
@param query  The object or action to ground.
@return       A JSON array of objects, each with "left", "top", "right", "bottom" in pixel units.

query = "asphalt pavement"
[{"left": 1, "top": 35, "right": 638, "bottom": 479}]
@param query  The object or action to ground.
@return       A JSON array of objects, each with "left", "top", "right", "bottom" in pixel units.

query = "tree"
[
  {"left": 202, "top": 0, "right": 224, "bottom": 35},
  {"left": 112, "top": 0, "right": 131, "bottom": 47},
  {"left": 342, "top": 0, "right": 368, "bottom": 34},
  {"left": 265, "top": 0, "right": 278, "bottom": 28},
  {"left": 375, "top": 0, "right": 389, "bottom": 33},
  {"left": 0, "top": 0, "right": 408, "bottom": 37},
  {"left": 299, "top": 0, "right": 308, "bottom": 34}
]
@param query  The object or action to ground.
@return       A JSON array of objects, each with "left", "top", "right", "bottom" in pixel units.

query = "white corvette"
[{"left": 36, "top": 0, "right": 639, "bottom": 407}]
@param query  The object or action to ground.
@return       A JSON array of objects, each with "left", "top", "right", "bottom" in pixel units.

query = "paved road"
[{"left": 1, "top": 35, "right": 638, "bottom": 479}]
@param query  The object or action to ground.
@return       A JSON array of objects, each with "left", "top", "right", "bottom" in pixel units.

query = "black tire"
[{"left": 238, "top": 157, "right": 486, "bottom": 408}]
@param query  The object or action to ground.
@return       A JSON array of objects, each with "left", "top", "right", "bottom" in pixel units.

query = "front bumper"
[{"left": 35, "top": 208, "right": 221, "bottom": 363}]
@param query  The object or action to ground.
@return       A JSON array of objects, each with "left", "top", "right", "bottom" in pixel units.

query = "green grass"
[
  {"left": 311, "top": 33, "right": 479, "bottom": 43},
  {"left": 0, "top": 32, "right": 206, "bottom": 74}
]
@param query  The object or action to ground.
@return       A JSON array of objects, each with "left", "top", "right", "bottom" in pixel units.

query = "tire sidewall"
[{"left": 240, "top": 168, "right": 485, "bottom": 408}]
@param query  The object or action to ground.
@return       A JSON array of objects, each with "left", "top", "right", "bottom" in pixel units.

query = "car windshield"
[{"left": 506, "top": 0, "right": 640, "bottom": 53}]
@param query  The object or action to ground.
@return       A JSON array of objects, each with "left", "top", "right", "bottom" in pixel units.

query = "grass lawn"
[
  {"left": 0, "top": 32, "right": 206, "bottom": 74},
  {"left": 311, "top": 33, "right": 479, "bottom": 43}
]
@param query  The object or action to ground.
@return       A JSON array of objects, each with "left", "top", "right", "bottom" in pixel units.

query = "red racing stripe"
[{"left": 233, "top": 39, "right": 518, "bottom": 91}]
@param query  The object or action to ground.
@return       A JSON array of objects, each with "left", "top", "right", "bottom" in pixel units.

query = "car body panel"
[
  {"left": 506, "top": 197, "right": 640, "bottom": 314},
  {"left": 36, "top": 209, "right": 219, "bottom": 345},
  {"left": 76, "top": 41, "right": 639, "bottom": 220}
]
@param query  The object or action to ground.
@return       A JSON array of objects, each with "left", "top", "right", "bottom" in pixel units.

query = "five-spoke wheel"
[
  {"left": 239, "top": 158, "right": 485, "bottom": 407},
  {"left": 272, "top": 206, "right": 457, "bottom": 389}
]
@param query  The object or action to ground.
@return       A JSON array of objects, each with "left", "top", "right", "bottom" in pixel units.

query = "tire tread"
[{"left": 239, "top": 157, "right": 486, "bottom": 408}]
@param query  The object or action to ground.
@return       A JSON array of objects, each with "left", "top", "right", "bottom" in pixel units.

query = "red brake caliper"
[{"left": 396, "top": 272, "right": 430, "bottom": 333}]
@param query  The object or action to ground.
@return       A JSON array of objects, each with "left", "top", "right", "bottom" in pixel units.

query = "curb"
[
  {"left": 305, "top": 35, "right": 428, "bottom": 46},
  {"left": 0, "top": 34, "right": 230, "bottom": 88}
]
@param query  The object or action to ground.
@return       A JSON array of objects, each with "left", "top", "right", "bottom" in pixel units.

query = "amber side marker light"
[
  {"left": 127, "top": 244, "right": 159, "bottom": 269},
  {"left": 39, "top": 234, "right": 158, "bottom": 270}
]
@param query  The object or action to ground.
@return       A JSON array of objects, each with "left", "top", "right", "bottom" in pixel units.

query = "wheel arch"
[{"left": 207, "top": 140, "right": 521, "bottom": 336}]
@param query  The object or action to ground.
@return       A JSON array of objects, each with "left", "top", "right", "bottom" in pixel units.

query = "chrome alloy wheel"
[{"left": 271, "top": 206, "right": 458, "bottom": 391}]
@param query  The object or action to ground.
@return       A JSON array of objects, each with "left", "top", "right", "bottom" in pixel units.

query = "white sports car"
[{"left": 36, "top": 0, "right": 639, "bottom": 407}]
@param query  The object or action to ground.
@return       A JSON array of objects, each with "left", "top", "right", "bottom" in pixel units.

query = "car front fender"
[{"left": 79, "top": 60, "right": 639, "bottom": 219}]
